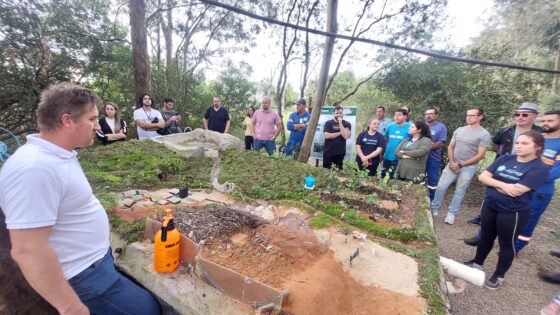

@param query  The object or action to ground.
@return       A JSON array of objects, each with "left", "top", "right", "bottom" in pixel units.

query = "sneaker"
[
  {"left": 432, "top": 209, "right": 438, "bottom": 216},
  {"left": 541, "top": 299, "right": 560, "bottom": 315},
  {"left": 463, "top": 260, "right": 483, "bottom": 271},
  {"left": 444, "top": 213, "right": 455, "bottom": 225},
  {"left": 550, "top": 250, "right": 560, "bottom": 258},
  {"left": 467, "top": 215, "right": 481, "bottom": 225},
  {"left": 484, "top": 275, "right": 504, "bottom": 290},
  {"left": 539, "top": 272, "right": 560, "bottom": 284},
  {"left": 464, "top": 236, "right": 479, "bottom": 247}
]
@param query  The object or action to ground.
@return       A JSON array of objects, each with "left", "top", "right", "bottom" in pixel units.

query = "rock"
[
  {"left": 261, "top": 205, "right": 277, "bottom": 222},
  {"left": 117, "top": 198, "right": 135, "bottom": 208},
  {"left": 150, "top": 128, "right": 244, "bottom": 158},
  {"left": 401, "top": 224, "right": 412, "bottom": 230},
  {"left": 313, "top": 229, "right": 332, "bottom": 246}
]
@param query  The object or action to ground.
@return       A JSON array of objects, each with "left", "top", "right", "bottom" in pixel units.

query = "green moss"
[
  {"left": 109, "top": 216, "right": 146, "bottom": 243},
  {"left": 308, "top": 213, "right": 338, "bottom": 229},
  {"left": 270, "top": 199, "right": 316, "bottom": 213}
]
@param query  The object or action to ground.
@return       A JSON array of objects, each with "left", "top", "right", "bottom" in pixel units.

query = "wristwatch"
[{"left": 457, "top": 162, "right": 463, "bottom": 168}]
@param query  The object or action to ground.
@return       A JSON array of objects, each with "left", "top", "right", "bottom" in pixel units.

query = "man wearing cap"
[
  {"left": 466, "top": 101, "right": 543, "bottom": 225},
  {"left": 492, "top": 102, "right": 542, "bottom": 158},
  {"left": 285, "top": 98, "right": 311, "bottom": 157}
]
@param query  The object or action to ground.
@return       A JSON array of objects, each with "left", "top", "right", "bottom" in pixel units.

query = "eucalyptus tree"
[{"left": 0, "top": 0, "right": 127, "bottom": 135}]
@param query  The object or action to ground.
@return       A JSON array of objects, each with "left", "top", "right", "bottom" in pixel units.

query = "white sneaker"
[
  {"left": 444, "top": 213, "right": 455, "bottom": 225},
  {"left": 432, "top": 209, "right": 438, "bottom": 216}
]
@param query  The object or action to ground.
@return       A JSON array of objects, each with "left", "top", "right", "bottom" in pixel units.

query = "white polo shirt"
[
  {"left": 0, "top": 135, "right": 109, "bottom": 279},
  {"left": 133, "top": 107, "right": 164, "bottom": 140}
]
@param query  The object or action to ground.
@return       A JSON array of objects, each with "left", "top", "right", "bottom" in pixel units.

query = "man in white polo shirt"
[{"left": 0, "top": 83, "right": 160, "bottom": 314}]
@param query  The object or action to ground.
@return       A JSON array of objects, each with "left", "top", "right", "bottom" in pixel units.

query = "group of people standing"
[{"left": 95, "top": 94, "right": 184, "bottom": 144}]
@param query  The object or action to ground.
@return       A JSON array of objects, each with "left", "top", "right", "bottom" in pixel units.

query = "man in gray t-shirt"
[{"left": 431, "top": 107, "right": 491, "bottom": 225}]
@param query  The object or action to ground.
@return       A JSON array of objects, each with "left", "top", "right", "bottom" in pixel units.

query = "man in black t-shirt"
[
  {"left": 323, "top": 105, "right": 351, "bottom": 169},
  {"left": 203, "top": 96, "right": 230, "bottom": 133}
]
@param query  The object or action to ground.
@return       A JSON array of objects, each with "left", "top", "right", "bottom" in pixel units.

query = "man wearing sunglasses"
[{"left": 492, "top": 102, "right": 542, "bottom": 158}]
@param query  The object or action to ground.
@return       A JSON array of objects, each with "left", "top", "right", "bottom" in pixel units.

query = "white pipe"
[{"left": 440, "top": 256, "right": 484, "bottom": 287}]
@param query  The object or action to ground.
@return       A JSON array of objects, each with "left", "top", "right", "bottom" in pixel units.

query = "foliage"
[
  {"left": 308, "top": 213, "right": 338, "bottom": 229},
  {"left": 0, "top": 0, "right": 128, "bottom": 135},
  {"left": 219, "top": 149, "right": 330, "bottom": 199},
  {"left": 79, "top": 141, "right": 214, "bottom": 194},
  {"left": 341, "top": 159, "right": 369, "bottom": 189}
]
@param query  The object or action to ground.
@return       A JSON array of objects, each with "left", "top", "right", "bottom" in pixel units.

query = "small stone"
[
  {"left": 169, "top": 188, "right": 180, "bottom": 194},
  {"left": 167, "top": 197, "right": 182, "bottom": 204},
  {"left": 157, "top": 199, "right": 169, "bottom": 205},
  {"left": 117, "top": 198, "right": 135, "bottom": 208},
  {"left": 401, "top": 224, "right": 412, "bottom": 230}
]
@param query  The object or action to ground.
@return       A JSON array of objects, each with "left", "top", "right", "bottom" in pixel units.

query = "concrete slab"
[{"left": 318, "top": 230, "right": 420, "bottom": 297}]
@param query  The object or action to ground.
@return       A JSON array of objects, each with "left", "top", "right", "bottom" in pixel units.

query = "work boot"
[
  {"left": 539, "top": 272, "right": 560, "bottom": 284},
  {"left": 550, "top": 250, "right": 560, "bottom": 258},
  {"left": 464, "top": 236, "right": 479, "bottom": 247},
  {"left": 541, "top": 299, "right": 560, "bottom": 315},
  {"left": 467, "top": 215, "right": 481, "bottom": 225}
]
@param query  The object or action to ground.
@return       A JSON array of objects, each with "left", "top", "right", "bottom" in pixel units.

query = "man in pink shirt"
[{"left": 252, "top": 96, "right": 282, "bottom": 155}]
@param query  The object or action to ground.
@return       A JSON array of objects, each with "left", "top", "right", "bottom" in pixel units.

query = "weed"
[
  {"left": 342, "top": 160, "right": 369, "bottom": 189},
  {"left": 309, "top": 213, "right": 338, "bottom": 228}
]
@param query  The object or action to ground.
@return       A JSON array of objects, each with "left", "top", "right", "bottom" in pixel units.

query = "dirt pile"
[
  {"left": 201, "top": 224, "right": 327, "bottom": 288},
  {"left": 166, "top": 205, "right": 265, "bottom": 242},
  {"left": 282, "top": 252, "right": 423, "bottom": 315}
]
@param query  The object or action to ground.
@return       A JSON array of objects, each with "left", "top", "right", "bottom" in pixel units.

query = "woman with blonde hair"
[{"left": 96, "top": 102, "right": 127, "bottom": 145}]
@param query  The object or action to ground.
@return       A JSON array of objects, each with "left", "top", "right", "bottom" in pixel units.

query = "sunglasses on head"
[{"left": 514, "top": 113, "right": 531, "bottom": 118}]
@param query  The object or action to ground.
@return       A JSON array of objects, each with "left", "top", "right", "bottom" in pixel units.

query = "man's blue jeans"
[
  {"left": 426, "top": 158, "right": 442, "bottom": 202},
  {"left": 69, "top": 249, "right": 161, "bottom": 315},
  {"left": 285, "top": 140, "right": 302, "bottom": 157},
  {"left": 431, "top": 163, "right": 477, "bottom": 215},
  {"left": 254, "top": 139, "right": 276, "bottom": 156}
]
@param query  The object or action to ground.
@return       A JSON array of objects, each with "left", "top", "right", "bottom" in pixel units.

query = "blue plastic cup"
[{"left": 304, "top": 176, "right": 315, "bottom": 189}]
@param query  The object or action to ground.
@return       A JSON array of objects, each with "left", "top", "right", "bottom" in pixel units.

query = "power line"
[{"left": 199, "top": 0, "right": 560, "bottom": 75}]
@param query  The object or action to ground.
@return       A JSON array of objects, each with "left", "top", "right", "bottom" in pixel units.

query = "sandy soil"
[{"left": 434, "top": 180, "right": 560, "bottom": 315}]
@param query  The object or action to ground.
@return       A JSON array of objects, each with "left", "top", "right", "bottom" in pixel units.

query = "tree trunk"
[
  {"left": 163, "top": 0, "right": 173, "bottom": 86},
  {"left": 298, "top": 0, "right": 338, "bottom": 163},
  {"left": 553, "top": 46, "right": 560, "bottom": 94},
  {"left": 129, "top": 0, "right": 151, "bottom": 105}
]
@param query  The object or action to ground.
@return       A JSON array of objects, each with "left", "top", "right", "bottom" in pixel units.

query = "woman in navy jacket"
[
  {"left": 96, "top": 102, "right": 127, "bottom": 145},
  {"left": 464, "top": 130, "right": 548, "bottom": 290}
]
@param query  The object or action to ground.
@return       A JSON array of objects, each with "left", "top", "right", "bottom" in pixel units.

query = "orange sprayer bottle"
[{"left": 154, "top": 209, "right": 180, "bottom": 272}]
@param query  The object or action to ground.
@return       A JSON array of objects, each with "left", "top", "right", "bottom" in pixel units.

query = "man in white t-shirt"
[
  {"left": 0, "top": 83, "right": 160, "bottom": 314},
  {"left": 133, "top": 93, "right": 164, "bottom": 139}
]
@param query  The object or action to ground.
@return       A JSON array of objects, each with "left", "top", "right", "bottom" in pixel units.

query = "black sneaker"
[
  {"left": 467, "top": 215, "right": 481, "bottom": 225},
  {"left": 464, "top": 236, "right": 479, "bottom": 247},
  {"left": 463, "top": 260, "right": 483, "bottom": 271},
  {"left": 550, "top": 250, "right": 560, "bottom": 258},
  {"left": 539, "top": 272, "right": 560, "bottom": 284},
  {"left": 484, "top": 275, "right": 504, "bottom": 290}
]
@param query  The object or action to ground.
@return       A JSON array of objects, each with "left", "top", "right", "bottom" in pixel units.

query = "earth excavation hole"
[{"left": 141, "top": 200, "right": 425, "bottom": 315}]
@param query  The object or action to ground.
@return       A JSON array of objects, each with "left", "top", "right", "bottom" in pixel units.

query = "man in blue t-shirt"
[
  {"left": 381, "top": 108, "right": 411, "bottom": 179},
  {"left": 424, "top": 107, "right": 448, "bottom": 201},
  {"left": 285, "top": 98, "right": 311, "bottom": 157}
]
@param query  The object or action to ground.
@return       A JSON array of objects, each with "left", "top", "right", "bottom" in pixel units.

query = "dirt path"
[{"left": 433, "top": 180, "right": 560, "bottom": 315}]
